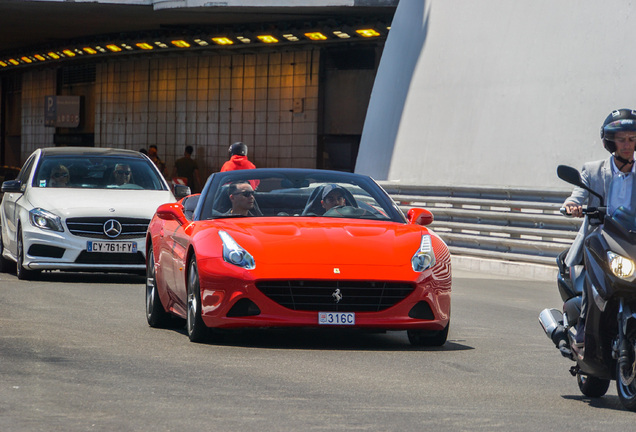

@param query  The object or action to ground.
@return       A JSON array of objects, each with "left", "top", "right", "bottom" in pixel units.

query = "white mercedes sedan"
[{"left": 0, "top": 147, "right": 189, "bottom": 280}]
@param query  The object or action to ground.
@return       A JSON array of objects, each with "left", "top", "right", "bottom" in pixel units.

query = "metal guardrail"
[{"left": 380, "top": 183, "right": 581, "bottom": 267}]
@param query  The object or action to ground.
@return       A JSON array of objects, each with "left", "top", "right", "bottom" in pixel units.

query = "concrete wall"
[{"left": 357, "top": 0, "right": 636, "bottom": 189}]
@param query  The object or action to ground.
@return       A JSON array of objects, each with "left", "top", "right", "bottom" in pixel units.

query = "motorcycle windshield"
[
  {"left": 610, "top": 207, "right": 636, "bottom": 232},
  {"left": 607, "top": 173, "right": 636, "bottom": 231}
]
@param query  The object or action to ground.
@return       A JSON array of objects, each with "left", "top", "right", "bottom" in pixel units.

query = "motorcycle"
[{"left": 539, "top": 165, "right": 636, "bottom": 410}]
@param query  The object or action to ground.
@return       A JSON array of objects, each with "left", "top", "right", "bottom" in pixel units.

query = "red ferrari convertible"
[{"left": 145, "top": 168, "right": 451, "bottom": 345}]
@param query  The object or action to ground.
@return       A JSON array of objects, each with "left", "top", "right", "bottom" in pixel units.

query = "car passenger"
[
  {"left": 49, "top": 164, "right": 70, "bottom": 187},
  {"left": 227, "top": 180, "right": 256, "bottom": 216},
  {"left": 321, "top": 184, "right": 347, "bottom": 212}
]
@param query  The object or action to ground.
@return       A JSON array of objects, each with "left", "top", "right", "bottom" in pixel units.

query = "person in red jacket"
[{"left": 221, "top": 142, "right": 256, "bottom": 172}]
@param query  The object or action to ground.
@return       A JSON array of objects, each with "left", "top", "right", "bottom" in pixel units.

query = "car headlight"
[
  {"left": 608, "top": 251, "right": 635, "bottom": 280},
  {"left": 412, "top": 234, "right": 436, "bottom": 272},
  {"left": 219, "top": 230, "right": 255, "bottom": 269},
  {"left": 29, "top": 208, "right": 64, "bottom": 232}
]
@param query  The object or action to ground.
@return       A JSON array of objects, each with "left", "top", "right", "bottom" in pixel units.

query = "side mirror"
[
  {"left": 407, "top": 208, "right": 434, "bottom": 226},
  {"left": 173, "top": 184, "right": 191, "bottom": 200},
  {"left": 1, "top": 180, "right": 22, "bottom": 193},
  {"left": 557, "top": 165, "right": 604, "bottom": 205},
  {"left": 155, "top": 203, "right": 189, "bottom": 226},
  {"left": 556, "top": 165, "right": 584, "bottom": 188}
]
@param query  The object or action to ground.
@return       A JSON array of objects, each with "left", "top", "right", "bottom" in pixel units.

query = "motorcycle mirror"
[
  {"left": 556, "top": 165, "right": 582, "bottom": 186},
  {"left": 557, "top": 165, "right": 605, "bottom": 205}
]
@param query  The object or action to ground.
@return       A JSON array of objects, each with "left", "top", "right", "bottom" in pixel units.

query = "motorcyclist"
[
  {"left": 221, "top": 142, "right": 256, "bottom": 172},
  {"left": 221, "top": 142, "right": 259, "bottom": 190},
  {"left": 562, "top": 108, "right": 636, "bottom": 350}
]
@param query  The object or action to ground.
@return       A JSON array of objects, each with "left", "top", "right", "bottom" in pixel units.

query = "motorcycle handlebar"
[{"left": 559, "top": 206, "right": 607, "bottom": 217}]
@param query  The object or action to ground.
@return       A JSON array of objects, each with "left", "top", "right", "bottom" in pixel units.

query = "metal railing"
[{"left": 380, "top": 183, "right": 580, "bottom": 267}]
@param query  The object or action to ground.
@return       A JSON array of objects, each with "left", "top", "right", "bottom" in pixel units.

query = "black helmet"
[
  {"left": 229, "top": 142, "right": 248, "bottom": 157},
  {"left": 601, "top": 109, "right": 636, "bottom": 153}
]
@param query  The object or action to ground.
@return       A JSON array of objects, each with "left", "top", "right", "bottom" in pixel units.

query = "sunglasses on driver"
[{"left": 233, "top": 191, "right": 254, "bottom": 198}]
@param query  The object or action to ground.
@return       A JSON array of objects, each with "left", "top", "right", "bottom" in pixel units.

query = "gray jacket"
[{"left": 563, "top": 157, "right": 613, "bottom": 266}]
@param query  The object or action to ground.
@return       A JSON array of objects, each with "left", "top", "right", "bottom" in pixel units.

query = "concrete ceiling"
[{"left": 0, "top": 1, "right": 397, "bottom": 55}]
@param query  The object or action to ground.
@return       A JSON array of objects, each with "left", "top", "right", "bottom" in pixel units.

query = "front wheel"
[
  {"left": 407, "top": 322, "right": 449, "bottom": 347},
  {"left": 577, "top": 373, "right": 610, "bottom": 398},
  {"left": 145, "top": 247, "right": 170, "bottom": 328},
  {"left": 616, "top": 352, "right": 636, "bottom": 411},
  {"left": 186, "top": 256, "right": 208, "bottom": 343}
]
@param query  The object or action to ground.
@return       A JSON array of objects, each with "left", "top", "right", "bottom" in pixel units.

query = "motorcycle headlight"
[
  {"left": 219, "top": 230, "right": 255, "bottom": 269},
  {"left": 412, "top": 234, "right": 436, "bottom": 272},
  {"left": 607, "top": 251, "right": 635, "bottom": 280},
  {"left": 29, "top": 208, "right": 64, "bottom": 232}
]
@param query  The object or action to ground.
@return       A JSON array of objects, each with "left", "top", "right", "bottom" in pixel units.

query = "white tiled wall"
[
  {"left": 20, "top": 69, "right": 56, "bottom": 158},
  {"left": 93, "top": 48, "right": 321, "bottom": 178}
]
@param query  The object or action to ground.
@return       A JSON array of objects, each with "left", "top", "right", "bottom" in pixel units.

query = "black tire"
[
  {"left": 186, "top": 256, "right": 208, "bottom": 343},
  {"left": 616, "top": 359, "right": 636, "bottom": 411},
  {"left": 577, "top": 373, "right": 610, "bottom": 398},
  {"left": 407, "top": 322, "right": 449, "bottom": 347},
  {"left": 16, "top": 226, "right": 37, "bottom": 281},
  {"left": 145, "top": 247, "right": 171, "bottom": 328}
]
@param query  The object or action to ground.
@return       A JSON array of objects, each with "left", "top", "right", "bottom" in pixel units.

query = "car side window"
[{"left": 18, "top": 156, "right": 36, "bottom": 186}]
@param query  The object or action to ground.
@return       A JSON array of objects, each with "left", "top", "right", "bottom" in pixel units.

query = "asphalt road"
[{"left": 1, "top": 267, "right": 636, "bottom": 431}]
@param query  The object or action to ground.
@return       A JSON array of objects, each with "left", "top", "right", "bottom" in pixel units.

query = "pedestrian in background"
[
  {"left": 173, "top": 145, "right": 202, "bottom": 193},
  {"left": 148, "top": 145, "right": 166, "bottom": 176}
]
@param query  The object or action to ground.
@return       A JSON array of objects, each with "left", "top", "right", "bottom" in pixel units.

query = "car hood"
[
  {"left": 209, "top": 218, "right": 428, "bottom": 268},
  {"left": 26, "top": 188, "right": 175, "bottom": 219}
]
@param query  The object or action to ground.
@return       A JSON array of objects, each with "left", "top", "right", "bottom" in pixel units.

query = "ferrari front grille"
[
  {"left": 66, "top": 217, "right": 150, "bottom": 239},
  {"left": 256, "top": 280, "right": 415, "bottom": 312}
]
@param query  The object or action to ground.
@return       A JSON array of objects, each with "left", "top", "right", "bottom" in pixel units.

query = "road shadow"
[
  {"left": 561, "top": 394, "right": 626, "bottom": 412},
  {"left": 13, "top": 269, "right": 145, "bottom": 284},
  {"left": 162, "top": 325, "right": 474, "bottom": 352}
]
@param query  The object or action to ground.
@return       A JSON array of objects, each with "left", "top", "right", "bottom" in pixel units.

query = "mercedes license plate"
[
  {"left": 87, "top": 241, "right": 137, "bottom": 253},
  {"left": 318, "top": 312, "right": 355, "bottom": 325}
]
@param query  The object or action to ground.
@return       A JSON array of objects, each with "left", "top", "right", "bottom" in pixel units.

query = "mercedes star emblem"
[{"left": 103, "top": 219, "right": 123, "bottom": 238}]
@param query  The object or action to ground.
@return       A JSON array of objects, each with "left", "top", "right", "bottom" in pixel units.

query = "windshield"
[
  {"left": 33, "top": 155, "right": 167, "bottom": 191},
  {"left": 199, "top": 169, "right": 404, "bottom": 223},
  {"left": 609, "top": 207, "right": 636, "bottom": 232}
]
